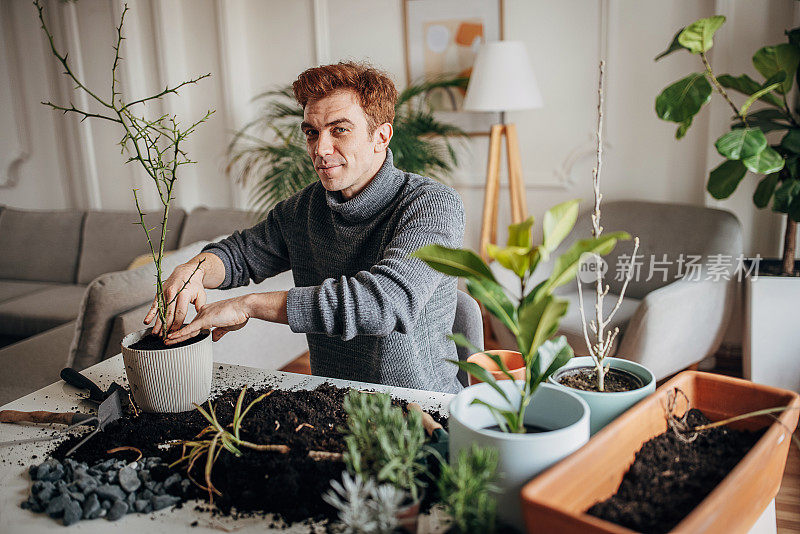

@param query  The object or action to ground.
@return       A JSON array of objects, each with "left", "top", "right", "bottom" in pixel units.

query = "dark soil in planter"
[
  {"left": 555, "top": 366, "right": 642, "bottom": 392},
  {"left": 486, "top": 424, "right": 551, "bottom": 433},
  {"left": 586, "top": 408, "right": 761, "bottom": 533},
  {"left": 754, "top": 258, "right": 800, "bottom": 277},
  {"left": 46, "top": 383, "right": 447, "bottom": 525},
  {"left": 129, "top": 329, "right": 209, "bottom": 351}
]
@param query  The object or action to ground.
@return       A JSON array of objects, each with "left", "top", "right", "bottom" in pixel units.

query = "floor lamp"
[{"left": 463, "top": 41, "right": 543, "bottom": 260}]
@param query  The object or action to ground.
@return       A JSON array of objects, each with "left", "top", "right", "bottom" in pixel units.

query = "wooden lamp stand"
[{"left": 479, "top": 122, "right": 529, "bottom": 261}]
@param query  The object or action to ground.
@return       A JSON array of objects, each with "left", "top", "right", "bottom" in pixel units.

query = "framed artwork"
[{"left": 403, "top": 0, "right": 504, "bottom": 135}]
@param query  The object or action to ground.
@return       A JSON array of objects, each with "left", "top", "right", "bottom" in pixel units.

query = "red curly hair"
[{"left": 292, "top": 62, "right": 398, "bottom": 134}]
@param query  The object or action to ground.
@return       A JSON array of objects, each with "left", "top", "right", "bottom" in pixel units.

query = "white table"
[
  {"left": 0, "top": 357, "right": 778, "bottom": 533},
  {"left": 0, "top": 356, "right": 453, "bottom": 533}
]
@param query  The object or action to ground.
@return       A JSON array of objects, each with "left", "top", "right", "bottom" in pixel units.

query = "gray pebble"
[
  {"left": 41, "top": 464, "right": 65, "bottom": 482},
  {"left": 106, "top": 501, "right": 128, "bottom": 521},
  {"left": 163, "top": 473, "right": 181, "bottom": 491},
  {"left": 75, "top": 477, "right": 98, "bottom": 492},
  {"left": 104, "top": 471, "right": 117, "bottom": 483},
  {"left": 82, "top": 494, "right": 101, "bottom": 520},
  {"left": 28, "top": 464, "right": 39, "bottom": 480},
  {"left": 63, "top": 500, "right": 82, "bottom": 526},
  {"left": 150, "top": 494, "right": 180, "bottom": 511},
  {"left": 69, "top": 491, "right": 85, "bottom": 503},
  {"left": 21, "top": 496, "right": 42, "bottom": 513},
  {"left": 119, "top": 467, "right": 141, "bottom": 493},
  {"left": 144, "top": 480, "right": 156, "bottom": 492},
  {"left": 152, "top": 482, "right": 164, "bottom": 495},
  {"left": 140, "top": 489, "right": 153, "bottom": 500},
  {"left": 133, "top": 499, "right": 151, "bottom": 513},
  {"left": 100, "top": 500, "right": 112, "bottom": 510},
  {"left": 138, "top": 470, "right": 151, "bottom": 483},
  {"left": 95, "top": 484, "right": 126, "bottom": 502},
  {"left": 126, "top": 492, "right": 136, "bottom": 507},
  {"left": 45, "top": 494, "right": 70, "bottom": 518}
]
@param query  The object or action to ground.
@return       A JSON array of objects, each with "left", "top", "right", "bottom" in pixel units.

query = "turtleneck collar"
[{"left": 325, "top": 149, "right": 404, "bottom": 222}]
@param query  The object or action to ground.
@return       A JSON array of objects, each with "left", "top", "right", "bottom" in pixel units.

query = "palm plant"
[{"left": 226, "top": 77, "right": 470, "bottom": 220}]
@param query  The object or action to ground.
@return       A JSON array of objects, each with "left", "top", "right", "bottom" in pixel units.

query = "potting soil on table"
[
  {"left": 587, "top": 408, "right": 761, "bottom": 533},
  {"left": 25, "top": 383, "right": 446, "bottom": 527}
]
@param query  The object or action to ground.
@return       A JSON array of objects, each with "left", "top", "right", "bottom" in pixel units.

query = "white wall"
[{"left": 1, "top": 0, "right": 796, "bottom": 257}]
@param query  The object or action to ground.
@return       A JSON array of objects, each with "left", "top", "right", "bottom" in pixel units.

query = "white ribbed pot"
[
  {"left": 121, "top": 327, "right": 213, "bottom": 413},
  {"left": 448, "top": 381, "right": 590, "bottom": 531},
  {"left": 549, "top": 356, "right": 656, "bottom": 435}
]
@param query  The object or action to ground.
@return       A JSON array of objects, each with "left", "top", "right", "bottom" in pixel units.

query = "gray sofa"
[{"left": 0, "top": 205, "right": 308, "bottom": 404}]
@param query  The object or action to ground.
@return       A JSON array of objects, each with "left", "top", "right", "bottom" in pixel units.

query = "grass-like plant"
[
  {"left": 412, "top": 203, "right": 629, "bottom": 433},
  {"left": 340, "top": 391, "right": 427, "bottom": 502},
  {"left": 225, "top": 77, "right": 469, "bottom": 220},
  {"left": 170, "top": 387, "right": 288, "bottom": 501},
  {"left": 35, "top": 1, "right": 213, "bottom": 340},
  {"left": 436, "top": 444, "right": 500, "bottom": 534}
]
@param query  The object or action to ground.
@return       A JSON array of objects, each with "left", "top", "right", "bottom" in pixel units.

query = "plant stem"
[
  {"left": 782, "top": 215, "right": 797, "bottom": 276},
  {"left": 700, "top": 52, "right": 747, "bottom": 126}
]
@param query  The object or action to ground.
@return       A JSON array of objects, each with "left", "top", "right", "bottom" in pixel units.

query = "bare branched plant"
[
  {"left": 169, "top": 387, "right": 288, "bottom": 501},
  {"left": 576, "top": 61, "right": 641, "bottom": 391},
  {"left": 35, "top": 1, "right": 213, "bottom": 341}
]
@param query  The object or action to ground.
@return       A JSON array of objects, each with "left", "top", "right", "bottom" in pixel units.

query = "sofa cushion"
[
  {"left": 0, "top": 207, "right": 84, "bottom": 283},
  {"left": 0, "top": 321, "right": 76, "bottom": 406},
  {"left": 0, "top": 280, "right": 62, "bottom": 304},
  {"left": 0, "top": 285, "right": 86, "bottom": 337},
  {"left": 76, "top": 209, "right": 186, "bottom": 284},
  {"left": 178, "top": 207, "right": 257, "bottom": 248}
]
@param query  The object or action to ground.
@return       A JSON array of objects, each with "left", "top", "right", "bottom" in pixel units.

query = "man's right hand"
[{"left": 144, "top": 260, "right": 208, "bottom": 336}]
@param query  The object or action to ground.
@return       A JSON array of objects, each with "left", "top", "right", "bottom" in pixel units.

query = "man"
[{"left": 145, "top": 62, "right": 465, "bottom": 393}]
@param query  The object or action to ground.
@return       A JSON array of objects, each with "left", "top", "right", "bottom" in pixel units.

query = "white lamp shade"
[{"left": 463, "top": 41, "right": 543, "bottom": 112}]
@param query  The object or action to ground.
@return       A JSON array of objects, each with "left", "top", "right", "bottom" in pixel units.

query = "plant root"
[
  {"left": 106, "top": 446, "right": 143, "bottom": 462},
  {"left": 307, "top": 450, "right": 343, "bottom": 462}
]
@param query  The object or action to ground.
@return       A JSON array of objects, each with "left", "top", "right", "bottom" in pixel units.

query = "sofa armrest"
[
  {"left": 617, "top": 273, "right": 735, "bottom": 380},
  {"left": 67, "top": 241, "right": 210, "bottom": 370}
]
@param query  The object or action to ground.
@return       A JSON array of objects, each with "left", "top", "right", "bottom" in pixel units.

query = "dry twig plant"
[{"left": 576, "top": 61, "right": 640, "bottom": 391}]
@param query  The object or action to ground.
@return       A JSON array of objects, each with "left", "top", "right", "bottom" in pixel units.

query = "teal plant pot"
[
  {"left": 548, "top": 356, "right": 655, "bottom": 435},
  {"left": 448, "top": 381, "right": 590, "bottom": 531}
]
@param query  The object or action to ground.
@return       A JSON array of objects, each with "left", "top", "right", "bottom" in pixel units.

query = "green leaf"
[
  {"left": 486, "top": 243, "right": 530, "bottom": 278},
  {"left": 655, "top": 27, "right": 688, "bottom": 61},
  {"left": 450, "top": 360, "right": 513, "bottom": 399},
  {"left": 542, "top": 199, "right": 580, "bottom": 253},
  {"left": 718, "top": 74, "right": 784, "bottom": 107},
  {"left": 411, "top": 244, "right": 495, "bottom": 281},
  {"left": 773, "top": 180, "right": 800, "bottom": 213},
  {"left": 707, "top": 160, "right": 747, "bottom": 199},
  {"left": 655, "top": 73, "right": 713, "bottom": 123},
  {"left": 781, "top": 129, "right": 800, "bottom": 154},
  {"left": 678, "top": 15, "right": 726, "bottom": 54},
  {"left": 484, "top": 352, "right": 520, "bottom": 382},
  {"left": 469, "top": 399, "right": 519, "bottom": 433},
  {"left": 743, "top": 146, "right": 786, "bottom": 175},
  {"left": 466, "top": 277, "right": 518, "bottom": 337},
  {"left": 448, "top": 333, "right": 480, "bottom": 354},
  {"left": 753, "top": 173, "right": 780, "bottom": 208},
  {"left": 507, "top": 217, "right": 534, "bottom": 248},
  {"left": 741, "top": 82, "right": 783, "bottom": 119},
  {"left": 535, "top": 336, "right": 574, "bottom": 385},
  {"left": 537, "top": 232, "right": 630, "bottom": 298},
  {"left": 516, "top": 295, "right": 569, "bottom": 363},
  {"left": 753, "top": 44, "right": 800, "bottom": 94},
  {"left": 676, "top": 117, "right": 693, "bottom": 139},
  {"left": 714, "top": 128, "right": 767, "bottom": 160}
]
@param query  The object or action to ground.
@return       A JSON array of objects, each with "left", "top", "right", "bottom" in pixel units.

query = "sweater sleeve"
[
  {"left": 201, "top": 207, "right": 290, "bottom": 289},
  {"left": 286, "top": 187, "right": 465, "bottom": 340}
]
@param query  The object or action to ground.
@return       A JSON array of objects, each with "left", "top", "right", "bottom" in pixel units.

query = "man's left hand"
[{"left": 166, "top": 295, "right": 251, "bottom": 344}]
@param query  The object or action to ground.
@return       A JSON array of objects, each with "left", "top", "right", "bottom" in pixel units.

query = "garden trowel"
[
  {"left": 60, "top": 367, "right": 128, "bottom": 406},
  {"left": 0, "top": 389, "right": 123, "bottom": 455},
  {"left": 407, "top": 403, "right": 449, "bottom": 462}
]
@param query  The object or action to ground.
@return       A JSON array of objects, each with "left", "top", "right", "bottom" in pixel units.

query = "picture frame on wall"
[{"left": 402, "top": 0, "right": 504, "bottom": 135}]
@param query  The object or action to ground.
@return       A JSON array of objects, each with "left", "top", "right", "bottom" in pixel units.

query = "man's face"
[{"left": 301, "top": 89, "right": 391, "bottom": 199}]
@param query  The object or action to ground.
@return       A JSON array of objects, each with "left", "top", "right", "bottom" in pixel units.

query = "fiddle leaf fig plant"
[
  {"left": 36, "top": 1, "right": 213, "bottom": 339},
  {"left": 656, "top": 16, "right": 800, "bottom": 275},
  {"left": 412, "top": 203, "right": 628, "bottom": 433}
]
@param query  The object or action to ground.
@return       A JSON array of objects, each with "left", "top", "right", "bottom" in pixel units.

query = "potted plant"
[
  {"left": 548, "top": 62, "right": 656, "bottom": 435},
  {"left": 226, "top": 78, "right": 469, "bottom": 219},
  {"left": 520, "top": 370, "right": 800, "bottom": 533},
  {"left": 336, "top": 390, "right": 428, "bottom": 533},
  {"left": 412, "top": 201, "right": 628, "bottom": 529},
  {"left": 435, "top": 444, "right": 500, "bottom": 534},
  {"left": 655, "top": 16, "right": 800, "bottom": 391},
  {"left": 36, "top": 1, "right": 214, "bottom": 412}
]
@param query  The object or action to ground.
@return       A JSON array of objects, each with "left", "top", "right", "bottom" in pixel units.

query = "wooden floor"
[{"left": 280, "top": 345, "right": 800, "bottom": 533}]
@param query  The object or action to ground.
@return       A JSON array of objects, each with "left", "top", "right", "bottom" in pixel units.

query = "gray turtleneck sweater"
[{"left": 202, "top": 150, "right": 465, "bottom": 393}]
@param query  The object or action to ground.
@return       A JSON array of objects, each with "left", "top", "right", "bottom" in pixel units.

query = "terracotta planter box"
[{"left": 520, "top": 371, "right": 800, "bottom": 533}]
